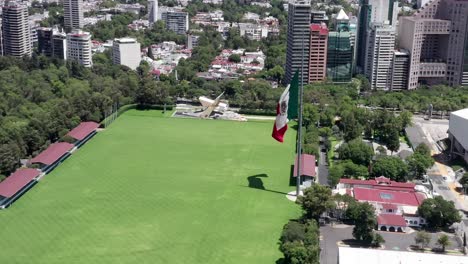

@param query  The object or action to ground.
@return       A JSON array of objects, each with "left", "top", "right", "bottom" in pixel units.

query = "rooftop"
[
  {"left": 339, "top": 177, "right": 416, "bottom": 192},
  {"left": 451, "top": 108, "right": 468, "bottom": 119},
  {"left": 294, "top": 154, "right": 316, "bottom": 177},
  {"left": 353, "top": 187, "right": 425, "bottom": 207},
  {"left": 115, "top": 37, "right": 138, "bottom": 43},
  {"left": 449, "top": 108, "right": 468, "bottom": 150},
  {"left": 377, "top": 214, "right": 407, "bottom": 226},
  {"left": 31, "top": 142, "right": 74, "bottom": 165},
  {"left": 338, "top": 247, "right": 467, "bottom": 264},
  {"left": 336, "top": 9, "right": 349, "bottom": 20},
  {"left": 66, "top": 122, "right": 100, "bottom": 141},
  {"left": 0, "top": 168, "right": 40, "bottom": 198}
]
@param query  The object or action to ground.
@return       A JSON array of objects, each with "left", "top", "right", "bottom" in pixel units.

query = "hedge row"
[
  {"left": 136, "top": 104, "right": 175, "bottom": 111},
  {"left": 238, "top": 109, "right": 276, "bottom": 116}
]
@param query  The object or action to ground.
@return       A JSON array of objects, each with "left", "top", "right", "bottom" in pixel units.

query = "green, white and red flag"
[{"left": 272, "top": 72, "right": 299, "bottom": 142}]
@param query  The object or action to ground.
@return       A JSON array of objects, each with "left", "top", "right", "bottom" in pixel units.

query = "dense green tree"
[
  {"left": 407, "top": 153, "right": 433, "bottom": 179},
  {"left": 437, "top": 234, "right": 450, "bottom": 252},
  {"left": 386, "top": 130, "right": 400, "bottom": 154},
  {"left": 341, "top": 160, "right": 369, "bottom": 179},
  {"left": 371, "top": 233, "right": 385, "bottom": 247},
  {"left": 337, "top": 139, "right": 374, "bottom": 166},
  {"left": 414, "top": 231, "right": 431, "bottom": 249},
  {"left": 331, "top": 194, "right": 356, "bottom": 219},
  {"left": 228, "top": 54, "right": 241, "bottom": 63},
  {"left": 406, "top": 144, "right": 434, "bottom": 179},
  {"left": 418, "top": 196, "right": 461, "bottom": 229},
  {"left": 299, "top": 185, "right": 334, "bottom": 220},
  {"left": 279, "top": 220, "right": 320, "bottom": 264},
  {"left": 328, "top": 165, "right": 345, "bottom": 187},
  {"left": 398, "top": 110, "right": 413, "bottom": 130},
  {"left": 341, "top": 112, "right": 363, "bottom": 142},
  {"left": 0, "top": 142, "right": 22, "bottom": 175},
  {"left": 415, "top": 143, "right": 432, "bottom": 157},
  {"left": 371, "top": 156, "right": 408, "bottom": 182},
  {"left": 303, "top": 104, "right": 319, "bottom": 128},
  {"left": 355, "top": 74, "right": 370, "bottom": 91},
  {"left": 347, "top": 202, "right": 377, "bottom": 243}
]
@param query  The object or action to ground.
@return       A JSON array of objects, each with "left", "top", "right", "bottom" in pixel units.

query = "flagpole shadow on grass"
[{"left": 245, "top": 174, "right": 289, "bottom": 195}]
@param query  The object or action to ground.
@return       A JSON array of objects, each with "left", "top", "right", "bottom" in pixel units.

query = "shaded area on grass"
[{"left": 247, "top": 174, "right": 289, "bottom": 195}]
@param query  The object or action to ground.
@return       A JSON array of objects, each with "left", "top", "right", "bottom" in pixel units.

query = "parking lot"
[{"left": 320, "top": 224, "right": 460, "bottom": 264}]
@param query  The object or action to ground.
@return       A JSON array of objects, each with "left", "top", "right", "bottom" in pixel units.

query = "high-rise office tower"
[
  {"left": 365, "top": 23, "right": 396, "bottom": 90},
  {"left": 0, "top": 19, "right": 3, "bottom": 56},
  {"left": 2, "top": 2, "right": 32, "bottom": 57},
  {"left": 63, "top": 0, "right": 84, "bottom": 32},
  {"left": 113, "top": 38, "right": 141, "bottom": 70},
  {"left": 148, "top": 0, "right": 158, "bottom": 25},
  {"left": 52, "top": 31, "right": 67, "bottom": 60},
  {"left": 285, "top": 0, "right": 311, "bottom": 85},
  {"left": 327, "top": 31, "right": 353, "bottom": 82},
  {"left": 161, "top": 10, "right": 189, "bottom": 35},
  {"left": 334, "top": 9, "right": 349, "bottom": 30},
  {"left": 399, "top": 0, "right": 468, "bottom": 89},
  {"left": 311, "top": 10, "right": 329, "bottom": 25},
  {"left": 308, "top": 23, "right": 328, "bottom": 82},
  {"left": 67, "top": 30, "right": 92, "bottom": 67},
  {"left": 391, "top": 50, "right": 410, "bottom": 91},
  {"left": 37, "top": 27, "right": 54, "bottom": 57},
  {"left": 356, "top": 0, "right": 398, "bottom": 72}
]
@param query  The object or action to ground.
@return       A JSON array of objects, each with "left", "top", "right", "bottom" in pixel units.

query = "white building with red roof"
[{"left": 335, "top": 177, "right": 428, "bottom": 232}]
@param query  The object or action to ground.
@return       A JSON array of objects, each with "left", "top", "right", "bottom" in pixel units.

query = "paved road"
[
  {"left": 320, "top": 225, "right": 352, "bottom": 264},
  {"left": 318, "top": 146, "right": 329, "bottom": 186}
]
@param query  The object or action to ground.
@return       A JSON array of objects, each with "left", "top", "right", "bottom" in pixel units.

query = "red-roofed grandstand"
[
  {"left": 66, "top": 121, "right": 99, "bottom": 147},
  {"left": 31, "top": 142, "right": 74, "bottom": 173},
  {"left": 0, "top": 168, "right": 40, "bottom": 208},
  {"left": 31, "top": 142, "right": 74, "bottom": 165},
  {"left": 67, "top": 121, "right": 99, "bottom": 141}
]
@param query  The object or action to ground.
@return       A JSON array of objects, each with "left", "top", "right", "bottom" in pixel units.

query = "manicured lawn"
[{"left": 0, "top": 110, "right": 299, "bottom": 264}]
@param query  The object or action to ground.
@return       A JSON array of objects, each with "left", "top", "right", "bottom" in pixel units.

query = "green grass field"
[{"left": 0, "top": 110, "right": 299, "bottom": 264}]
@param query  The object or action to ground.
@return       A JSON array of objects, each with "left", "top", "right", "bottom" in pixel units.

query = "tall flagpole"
[{"left": 295, "top": 28, "right": 306, "bottom": 197}]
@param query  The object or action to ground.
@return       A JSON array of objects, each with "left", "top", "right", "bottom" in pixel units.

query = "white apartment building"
[
  {"left": 63, "top": 0, "right": 84, "bottom": 31},
  {"left": 238, "top": 23, "right": 268, "bottom": 41},
  {"left": 2, "top": 2, "right": 32, "bottom": 57},
  {"left": 113, "top": 38, "right": 141, "bottom": 70},
  {"left": 365, "top": 23, "right": 396, "bottom": 90},
  {"left": 67, "top": 31, "right": 92, "bottom": 67}
]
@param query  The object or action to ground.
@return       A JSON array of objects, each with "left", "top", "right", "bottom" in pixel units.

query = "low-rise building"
[
  {"left": 144, "top": 41, "right": 191, "bottom": 75},
  {"left": 113, "top": 38, "right": 141, "bottom": 70},
  {"left": 335, "top": 177, "right": 428, "bottom": 232},
  {"left": 199, "top": 49, "right": 265, "bottom": 79},
  {"left": 449, "top": 108, "right": 468, "bottom": 164}
]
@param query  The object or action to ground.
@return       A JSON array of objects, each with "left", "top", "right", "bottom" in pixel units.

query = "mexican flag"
[{"left": 272, "top": 72, "right": 299, "bottom": 142}]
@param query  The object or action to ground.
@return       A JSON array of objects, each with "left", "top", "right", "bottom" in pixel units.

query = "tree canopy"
[
  {"left": 418, "top": 196, "right": 461, "bottom": 229},
  {"left": 371, "top": 156, "right": 408, "bottom": 182},
  {"left": 337, "top": 139, "right": 374, "bottom": 166},
  {"left": 298, "top": 185, "right": 334, "bottom": 221},
  {"left": 346, "top": 202, "right": 377, "bottom": 243}
]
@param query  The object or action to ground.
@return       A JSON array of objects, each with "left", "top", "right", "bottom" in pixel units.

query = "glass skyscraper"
[{"left": 326, "top": 31, "right": 353, "bottom": 82}]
